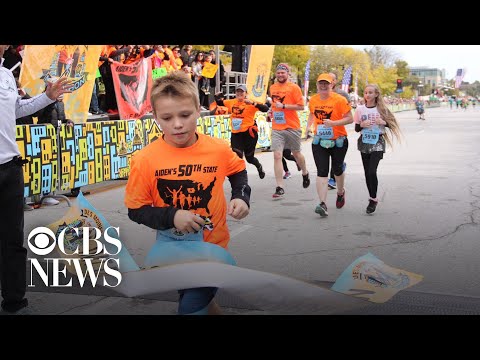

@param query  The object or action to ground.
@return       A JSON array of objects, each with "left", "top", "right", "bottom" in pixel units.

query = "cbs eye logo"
[{"left": 28, "top": 227, "right": 57, "bottom": 256}]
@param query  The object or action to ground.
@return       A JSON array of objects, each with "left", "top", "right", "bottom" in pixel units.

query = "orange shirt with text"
[
  {"left": 268, "top": 82, "right": 304, "bottom": 130},
  {"left": 124, "top": 134, "right": 246, "bottom": 249},
  {"left": 223, "top": 99, "right": 258, "bottom": 133},
  {"left": 308, "top": 92, "right": 351, "bottom": 139}
]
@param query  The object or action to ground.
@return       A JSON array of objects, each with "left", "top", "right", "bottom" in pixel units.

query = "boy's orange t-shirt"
[
  {"left": 308, "top": 92, "right": 352, "bottom": 139},
  {"left": 223, "top": 99, "right": 258, "bottom": 133},
  {"left": 268, "top": 82, "right": 304, "bottom": 131},
  {"left": 124, "top": 133, "right": 246, "bottom": 249}
]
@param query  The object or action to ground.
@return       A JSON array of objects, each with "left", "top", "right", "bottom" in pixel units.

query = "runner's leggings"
[{"left": 361, "top": 151, "right": 383, "bottom": 199}]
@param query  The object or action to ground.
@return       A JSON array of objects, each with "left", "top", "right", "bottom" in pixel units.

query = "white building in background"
[{"left": 409, "top": 67, "right": 446, "bottom": 87}]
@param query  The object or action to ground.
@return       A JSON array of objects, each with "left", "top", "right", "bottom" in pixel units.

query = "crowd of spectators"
[
  {"left": 3, "top": 45, "right": 227, "bottom": 116},
  {"left": 98, "top": 45, "right": 226, "bottom": 113}
]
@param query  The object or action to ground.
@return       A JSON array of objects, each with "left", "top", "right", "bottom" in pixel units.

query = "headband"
[{"left": 276, "top": 63, "right": 290, "bottom": 72}]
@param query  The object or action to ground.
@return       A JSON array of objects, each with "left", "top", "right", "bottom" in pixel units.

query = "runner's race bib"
[
  {"left": 362, "top": 126, "right": 380, "bottom": 144},
  {"left": 316, "top": 124, "right": 334, "bottom": 139},
  {"left": 231, "top": 118, "right": 243, "bottom": 131},
  {"left": 156, "top": 227, "right": 204, "bottom": 242},
  {"left": 273, "top": 111, "right": 286, "bottom": 124}
]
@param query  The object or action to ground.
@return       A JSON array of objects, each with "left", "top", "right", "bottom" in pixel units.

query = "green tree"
[
  {"left": 308, "top": 45, "right": 371, "bottom": 96},
  {"left": 364, "top": 46, "right": 400, "bottom": 67},
  {"left": 463, "top": 81, "right": 480, "bottom": 98},
  {"left": 271, "top": 45, "right": 310, "bottom": 81},
  {"left": 395, "top": 60, "right": 410, "bottom": 79},
  {"left": 368, "top": 64, "right": 398, "bottom": 95}
]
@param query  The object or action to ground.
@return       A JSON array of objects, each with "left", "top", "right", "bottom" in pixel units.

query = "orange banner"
[
  {"left": 19, "top": 45, "right": 103, "bottom": 123},
  {"left": 111, "top": 58, "right": 153, "bottom": 120}
]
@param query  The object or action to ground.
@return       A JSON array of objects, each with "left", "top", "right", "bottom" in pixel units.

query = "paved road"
[{"left": 17, "top": 105, "right": 480, "bottom": 314}]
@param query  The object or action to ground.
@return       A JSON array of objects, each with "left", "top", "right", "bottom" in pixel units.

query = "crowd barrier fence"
[{"left": 17, "top": 103, "right": 422, "bottom": 197}]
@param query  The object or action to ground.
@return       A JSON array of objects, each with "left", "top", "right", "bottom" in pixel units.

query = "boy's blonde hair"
[{"left": 150, "top": 71, "right": 200, "bottom": 118}]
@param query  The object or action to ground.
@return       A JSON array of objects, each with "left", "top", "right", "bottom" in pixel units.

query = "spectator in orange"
[
  {"left": 172, "top": 46, "right": 183, "bottom": 70},
  {"left": 161, "top": 45, "right": 177, "bottom": 72},
  {"left": 124, "top": 45, "right": 144, "bottom": 64}
]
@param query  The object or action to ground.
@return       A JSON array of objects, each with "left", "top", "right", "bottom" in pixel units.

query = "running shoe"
[
  {"left": 315, "top": 202, "right": 328, "bottom": 217},
  {"left": 302, "top": 172, "right": 310, "bottom": 188},
  {"left": 328, "top": 178, "right": 336, "bottom": 189},
  {"left": 272, "top": 186, "right": 285, "bottom": 199},
  {"left": 336, "top": 190, "right": 345, "bottom": 209},
  {"left": 258, "top": 165, "right": 266, "bottom": 179},
  {"left": 366, "top": 200, "right": 377, "bottom": 214}
]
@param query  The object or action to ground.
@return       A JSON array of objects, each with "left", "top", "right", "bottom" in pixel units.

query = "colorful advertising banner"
[
  {"left": 246, "top": 45, "right": 275, "bottom": 104},
  {"left": 19, "top": 45, "right": 103, "bottom": 123},
  {"left": 111, "top": 58, "right": 153, "bottom": 120}
]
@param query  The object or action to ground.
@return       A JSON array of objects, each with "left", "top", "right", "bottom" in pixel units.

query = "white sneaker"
[{"left": 42, "top": 197, "right": 59, "bottom": 206}]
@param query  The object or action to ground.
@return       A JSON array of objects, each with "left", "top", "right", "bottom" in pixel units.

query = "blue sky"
[{"left": 349, "top": 45, "right": 480, "bottom": 83}]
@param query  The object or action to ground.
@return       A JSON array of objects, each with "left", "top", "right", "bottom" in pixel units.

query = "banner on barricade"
[
  {"left": 111, "top": 58, "right": 153, "bottom": 120},
  {"left": 20, "top": 45, "right": 103, "bottom": 123}
]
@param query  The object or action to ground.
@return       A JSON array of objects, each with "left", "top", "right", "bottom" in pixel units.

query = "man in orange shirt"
[
  {"left": 306, "top": 73, "right": 353, "bottom": 217},
  {"left": 218, "top": 84, "right": 269, "bottom": 179},
  {"left": 268, "top": 63, "right": 310, "bottom": 199},
  {"left": 124, "top": 71, "right": 250, "bottom": 315}
]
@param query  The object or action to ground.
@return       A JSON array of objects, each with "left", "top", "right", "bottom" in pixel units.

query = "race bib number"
[
  {"left": 232, "top": 118, "right": 243, "bottom": 131},
  {"left": 273, "top": 111, "right": 286, "bottom": 124},
  {"left": 316, "top": 124, "right": 334, "bottom": 139},
  {"left": 362, "top": 126, "right": 380, "bottom": 144},
  {"left": 156, "top": 227, "right": 204, "bottom": 242}
]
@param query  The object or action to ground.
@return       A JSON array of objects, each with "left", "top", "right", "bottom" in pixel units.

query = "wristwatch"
[{"left": 283, "top": 103, "right": 286, "bottom": 109}]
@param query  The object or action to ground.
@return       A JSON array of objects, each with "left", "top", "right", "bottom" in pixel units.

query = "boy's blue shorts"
[{"left": 177, "top": 287, "right": 218, "bottom": 315}]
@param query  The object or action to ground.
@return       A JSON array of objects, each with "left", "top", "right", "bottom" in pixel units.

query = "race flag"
[
  {"left": 246, "top": 45, "right": 275, "bottom": 104},
  {"left": 341, "top": 66, "right": 353, "bottom": 92},
  {"left": 19, "top": 45, "right": 103, "bottom": 123},
  {"left": 455, "top": 68, "right": 466, "bottom": 89},
  {"left": 304, "top": 60, "right": 311, "bottom": 98},
  {"left": 304, "top": 59, "right": 311, "bottom": 83},
  {"left": 111, "top": 58, "right": 153, "bottom": 120}
]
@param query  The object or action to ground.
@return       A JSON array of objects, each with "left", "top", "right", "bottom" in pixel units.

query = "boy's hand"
[
  {"left": 173, "top": 210, "right": 205, "bottom": 233},
  {"left": 228, "top": 199, "right": 249, "bottom": 220}
]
